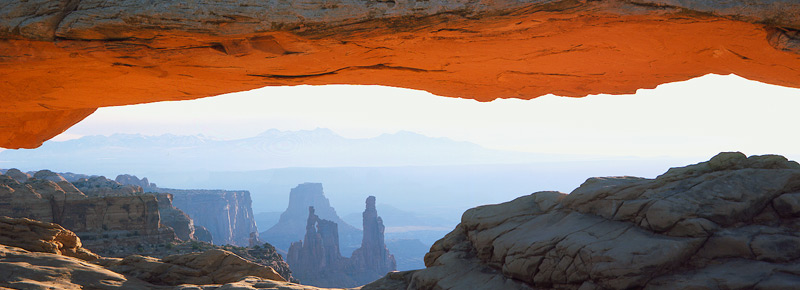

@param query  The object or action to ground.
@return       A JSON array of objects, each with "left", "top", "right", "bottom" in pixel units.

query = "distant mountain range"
[{"left": 0, "top": 128, "right": 564, "bottom": 175}]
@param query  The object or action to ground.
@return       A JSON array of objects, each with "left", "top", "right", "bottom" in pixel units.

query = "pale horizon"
[{"left": 7, "top": 73, "right": 800, "bottom": 161}]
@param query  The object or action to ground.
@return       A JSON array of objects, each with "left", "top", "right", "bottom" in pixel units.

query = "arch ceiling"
[{"left": 1, "top": 0, "right": 799, "bottom": 148}]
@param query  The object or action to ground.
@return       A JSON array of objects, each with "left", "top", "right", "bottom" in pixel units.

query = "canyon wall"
[
  {"left": 115, "top": 174, "right": 259, "bottom": 246},
  {"left": 288, "top": 196, "right": 396, "bottom": 288},
  {"left": 0, "top": 171, "right": 180, "bottom": 255},
  {"left": 154, "top": 193, "right": 196, "bottom": 242},
  {"left": 364, "top": 152, "right": 800, "bottom": 289},
  {"left": 2, "top": 1, "right": 800, "bottom": 149},
  {"left": 0, "top": 216, "right": 305, "bottom": 289},
  {"left": 159, "top": 188, "right": 259, "bottom": 247}
]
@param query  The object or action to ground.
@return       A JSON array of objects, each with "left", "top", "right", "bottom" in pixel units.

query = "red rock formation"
[
  {"left": 0, "top": 216, "right": 99, "bottom": 261},
  {"left": 0, "top": 216, "right": 304, "bottom": 289},
  {"left": 1, "top": 1, "right": 800, "bottom": 148},
  {"left": 0, "top": 171, "right": 180, "bottom": 255},
  {"left": 114, "top": 174, "right": 258, "bottom": 246}
]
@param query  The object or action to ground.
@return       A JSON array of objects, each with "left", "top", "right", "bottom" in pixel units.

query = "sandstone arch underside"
[{"left": 1, "top": 0, "right": 799, "bottom": 149}]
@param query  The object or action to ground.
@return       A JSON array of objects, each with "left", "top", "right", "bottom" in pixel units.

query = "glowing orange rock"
[{"left": 1, "top": 1, "right": 799, "bottom": 148}]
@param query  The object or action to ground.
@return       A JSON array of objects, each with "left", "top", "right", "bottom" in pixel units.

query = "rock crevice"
[{"left": 365, "top": 152, "right": 800, "bottom": 290}]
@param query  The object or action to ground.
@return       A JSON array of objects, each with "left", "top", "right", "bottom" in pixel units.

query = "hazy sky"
[{"left": 46, "top": 73, "right": 800, "bottom": 159}]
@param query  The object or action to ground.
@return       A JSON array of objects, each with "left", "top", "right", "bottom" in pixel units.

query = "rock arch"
[{"left": 2, "top": 0, "right": 799, "bottom": 148}]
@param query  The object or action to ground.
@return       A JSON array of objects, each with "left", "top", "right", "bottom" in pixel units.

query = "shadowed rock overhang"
[{"left": 1, "top": 0, "right": 799, "bottom": 148}]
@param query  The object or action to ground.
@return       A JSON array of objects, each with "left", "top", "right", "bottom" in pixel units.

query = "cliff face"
[
  {"left": 262, "top": 183, "right": 362, "bottom": 254},
  {"left": 154, "top": 193, "right": 196, "bottom": 242},
  {"left": 0, "top": 216, "right": 305, "bottom": 290},
  {"left": 0, "top": 216, "right": 98, "bottom": 262},
  {"left": 115, "top": 174, "right": 259, "bottom": 247},
  {"left": 2, "top": 1, "right": 800, "bottom": 149},
  {"left": 288, "top": 197, "right": 396, "bottom": 288},
  {"left": 364, "top": 152, "right": 800, "bottom": 290},
  {"left": 0, "top": 170, "right": 191, "bottom": 256},
  {"left": 164, "top": 188, "right": 259, "bottom": 247}
]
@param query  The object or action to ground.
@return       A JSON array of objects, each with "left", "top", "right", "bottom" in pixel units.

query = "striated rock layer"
[
  {"left": 288, "top": 196, "right": 396, "bottom": 288},
  {"left": 157, "top": 188, "right": 259, "bottom": 247},
  {"left": 364, "top": 152, "right": 800, "bottom": 289},
  {"left": 3, "top": 0, "right": 800, "bottom": 148},
  {"left": 0, "top": 216, "right": 312, "bottom": 290},
  {"left": 0, "top": 216, "right": 99, "bottom": 262},
  {"left": 0, "top": 170, "right": 210, "bottom": 256},
  {"left": 115, "top": 174, "right": 259, "bottom": 247}
]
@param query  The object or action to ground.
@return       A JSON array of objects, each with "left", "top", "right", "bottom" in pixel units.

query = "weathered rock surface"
[
  {"left": 2, "top": 1, "right": 800, "bottom": 149},
  {"left": 104, "top": 249, "right": 286, "bottom": 285},
  {"left": 194, "top": 225, "right": 214, "bottom": 244},
  {"left": 0, "top": 244, "right": 150, "bottom": 290},
  {"left": 288, "top": 196, "right": 396, "bottom": 288},
  {"left": 155, "top": 193, "right": 197, "bottom": 242},
  {"left": 349, "top": 196, "right": 397, "bottom": 284},
  {"left": 4, "top": 168, "right": 30, "bottom": 182},
  {"left": 288, "top": 207, "right": 348, "bottom": 286},
  {"left": 364, "top": 152, "right": 800, "bottom": 290},
  {"left": 33, "top": 169, "right": 69, "bottom": 183},
  {"left": 72, "top": 175, "right": 142, "bottom": 196},
  {"left": 160, "top": 188, "right": 259, "bottom": 247},
  {"left": 263, "top": 183, "right": 362, "bottom": 254},
  {"left": 0, "top": 216, "right": 98, "bottom": 261},
  {"left": 116, "top": 174, "right": 159, "bottom": 192},
  {"left": 0, "top": 171, "right": 188, "bottom": 256},
  {"left": 115, "top": 174, "right": 260, "bottom": 247},
  {"left": 0, "top": 216, "right": 315, "bottom": 290}
]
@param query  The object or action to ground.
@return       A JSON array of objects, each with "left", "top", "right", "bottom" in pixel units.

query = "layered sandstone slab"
[
  {"left": 0, "top": 216, "right": 314, "bottom": 290},
  {"left": 0, "top": 216, "right": 98, "bottom": 261},
  {"left": 114, "top": 174, "right": 259, "bottom": 246},
  {"left": 364, "top": 152, "right": 800, "bottom": 289},
  {"left": 2, "top": 0, "right": 800, "bottom": 148},
  {"left": 0, "top": 171, "right": 185, "bottom": 255}
]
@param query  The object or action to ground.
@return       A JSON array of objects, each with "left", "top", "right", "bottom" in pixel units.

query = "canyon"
[
  {"left": 0, "top": 170, "right": 181, "bottom": 256},
  {"left": 2, "top": 1, "right": 800, "bottom": 149},
  {"left": 363, "top": 152, "right": 800, "bottom": 289},
  {"left": 0, "top": 169, "right": 297, "bottom": 283},
  {"left": 0, "top": 216, "right": 300, "bottom": 289},
  {"left": 3, "top": 153, "right": 800, "bottom": 289},
  {"left": 3, "top": 0, "right": 800, "bottom": 289},
  {"left": 287, "top": 196, "right": 396, "bottom": 288}
]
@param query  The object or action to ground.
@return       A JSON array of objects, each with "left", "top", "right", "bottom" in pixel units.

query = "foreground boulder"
[
  {"left": 365, "top": 152, "right": 800, "bottom": 289},
  {"left": 0, "top": 216, "right": 98, "bottom": 261},
  {"left": 101, "top": 249, "right": 286, "bottom": 285},
  {"left": 0, "top": 171, "right": 183, "bottom": 255},
  {"left": 0, "top": 216, "right": 318, "bottom": 289}
]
